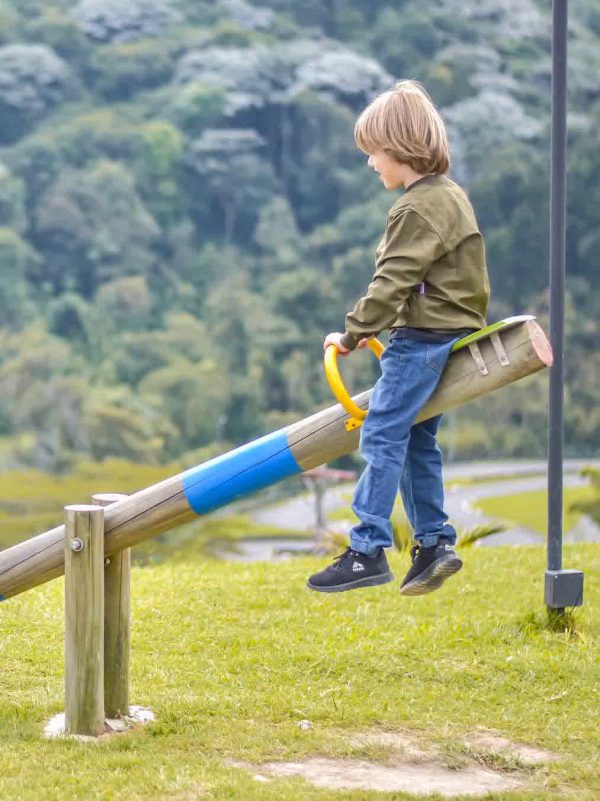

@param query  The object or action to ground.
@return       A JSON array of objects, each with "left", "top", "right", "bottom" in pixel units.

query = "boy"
[{"left": 307, "top": 80, "right": 490, "bottom": 596}]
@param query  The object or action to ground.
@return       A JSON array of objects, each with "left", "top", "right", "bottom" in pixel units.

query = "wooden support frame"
[
  {"left": 64, "top": 505, "right": 105, "bottom": 737},
  {"left": 92, "top": 493, "right": 131, "bottom": 720}
]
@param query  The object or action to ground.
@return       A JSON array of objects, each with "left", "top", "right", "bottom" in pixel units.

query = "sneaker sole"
[
  {"left": 307, "top": 571, "right": 395, "bottom": 593},
  {"left": 400, "top": 556, "right": 462, "bottom": 596}
]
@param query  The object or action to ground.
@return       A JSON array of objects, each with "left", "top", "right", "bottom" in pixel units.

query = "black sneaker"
[
  {"left": 307, "top": 547, "right": 394, "bottom": 593},
  {"left": 400, "top": 540, "right": 462, "bottom": 596}
]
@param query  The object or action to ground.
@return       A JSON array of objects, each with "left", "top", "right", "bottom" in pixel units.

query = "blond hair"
[{"left": 354, "top": 80, "right": 450, "bottom": 174}]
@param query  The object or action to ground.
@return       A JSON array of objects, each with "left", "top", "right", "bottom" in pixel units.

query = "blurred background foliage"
[{"left": 0, "top": 0, "right": 599, "bottom": 483}]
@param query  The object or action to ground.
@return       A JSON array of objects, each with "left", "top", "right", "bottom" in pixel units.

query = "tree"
[
  {"left": 93, "top": 275, "right": 153, "bottom": 333},
  {"left": 0, "top": 1, "right": 19, "bottom": 46},
  {"left": 220, "top": 0, "right": 275, "bottom": 31},
  {"left": 47, "top": 292, "right": 91, "bottom": 345},
  {"left": 253, "top": 195, "right": 302, "bottom": 273},
  {"left": 281, "top": 91, "right": 363, "bottom": 229},
  {"left": 33, "top": 160, "right": 160, "bottom": 296},
  {"left": 6, "top": 133, "right": 64, "bottom": 200},
  {"left": 110, "top": 312, "right": 211, "bottom": 386},
  {"left": 0, "top": 325, "right": 88, "bottom": 470},
  {"left": 163, "top": 82, "right": 227, "bottom": 136},
  {"left": 268, "top": 267, "right": 338, "bottom": 335},
  {"left": 0, "top": 44, "right": 73, "bottom": 144},
  {"left": 71, "top": 0, "right": 180, "bottom": 44},
  {"left": 17, "top": 109, "right": 142, "bottom": 170},
  {"left": 0, "top": 227, "right": 37, "bottom": 330},
  {"left": 134, "top": 121, "right": 183, "bottom": 227},
  {"left": 0, "top": 165, "right": 27, "bottom": 233},
  {"left": 174, "top": 44, "right": 281, "bottom": 117},
  {"left": 290, "top": 48, "right": 392, "bottom": 104},
  {"left": 185, "top": 129, "right": 277, "bottom": 244},
  {"left": 22, "top": 8, "right": 90, "bottom": 71},
  {"left": 468, "top": 143, "right": 549, "bottom": 301},
  {"left": 443, "top": 90, "right": 544, "bottom": 184},
  {"left": 139, "top": 358, "right": 229, "bottom": 451},
  {"left": 173, "top": 39, "right": 391, "bottom": 117},
  {"left": 369, "top": 5, "right": 444, "bottom": 79},
  {"left": 82, "top": 384, "right": 178, "bottom": 463},
  {"left": 88, "top": 39, "right": 176, "bottom": 100}
]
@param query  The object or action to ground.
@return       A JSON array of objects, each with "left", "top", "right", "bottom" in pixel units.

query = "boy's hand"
[
  {"left": 323, "top": 332, "right": 350, "bottom": 355},
  {"left": 356, "top": 337, "right": 372, "bottom": 349}
]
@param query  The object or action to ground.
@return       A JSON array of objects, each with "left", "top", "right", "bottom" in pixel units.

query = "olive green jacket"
[{"left": 340, "top": 174, "right": 490, "bottom": 350}]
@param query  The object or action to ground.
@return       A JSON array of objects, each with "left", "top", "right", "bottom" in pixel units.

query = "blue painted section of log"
[{"left": 182, "top": 429, "right": 302, "bottom": 515}]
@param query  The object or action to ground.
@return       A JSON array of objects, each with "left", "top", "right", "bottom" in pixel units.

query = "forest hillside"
[{"left": 1, "top": 0, "right": 599, "bottom": 472}]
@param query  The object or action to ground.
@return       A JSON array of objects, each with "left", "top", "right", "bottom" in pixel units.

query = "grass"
[
  {"left": 475, "top": 486, "right": 596, "bottom": 534},
  {"left": 1, "top": 543, "right": 598, "bottom": 800}
]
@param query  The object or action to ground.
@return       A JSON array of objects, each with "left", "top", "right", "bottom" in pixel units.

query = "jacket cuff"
[{"left": 340, "top": 332, "right": 358, "bottom": 351}]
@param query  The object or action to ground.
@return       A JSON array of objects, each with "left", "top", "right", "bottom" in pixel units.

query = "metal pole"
[
  {"left": 547, "top": 0, "right": 567, "bottom": 577},
  {"left": 545, "top": 0, "right": 584, "bottom": 613}
]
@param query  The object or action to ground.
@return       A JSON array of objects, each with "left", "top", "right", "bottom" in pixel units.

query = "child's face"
[{"left": 367, "top": 150, "right": 406, "bottom": 190}]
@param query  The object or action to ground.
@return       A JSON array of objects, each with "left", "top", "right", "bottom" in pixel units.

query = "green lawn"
[
  {"left": 475, "top": 486, "right": 596, "bottom": 534},
  {"left": 1, "top": 543, "right": 598, "bottom": 800}
]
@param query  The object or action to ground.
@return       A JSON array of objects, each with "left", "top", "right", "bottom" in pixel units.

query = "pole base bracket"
[{"left": 544, "top": 569, "right": 584, "bottom": 608}]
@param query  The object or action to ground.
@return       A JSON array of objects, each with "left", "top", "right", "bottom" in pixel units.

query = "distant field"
[
  {"left": 0, "top": 459, "right": 181, "bottom": 550},
  {"left": 475, "top": 486, "right": 596, "bottom": 533}
]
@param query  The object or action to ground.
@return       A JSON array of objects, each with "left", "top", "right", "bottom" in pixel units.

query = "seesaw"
[{"left": 0, "top": 315, "right": 551, "bottom": 603}]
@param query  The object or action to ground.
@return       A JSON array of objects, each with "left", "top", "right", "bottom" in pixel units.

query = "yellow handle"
[{"left": 324, "top": 339, "right": 384, "bottom": 429}]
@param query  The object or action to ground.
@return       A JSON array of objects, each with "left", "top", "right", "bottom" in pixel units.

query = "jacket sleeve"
[{"left": 340, "top": 210, "right": 445, "bottom": 350}]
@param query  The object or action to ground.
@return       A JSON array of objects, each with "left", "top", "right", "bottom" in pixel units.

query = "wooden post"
[
  {"left": 64, "top": 504, "right": 105, "bottom": 737},
  {"left": 92, "top": 493, "right": 130, "bottom": 720}
]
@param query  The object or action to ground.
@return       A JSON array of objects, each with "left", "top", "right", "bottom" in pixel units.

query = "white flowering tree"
[
  {"left": 0, "top": 45, "right": 72, "bottom": 143},
  {"left": 71, "top": 0, "right": 180, "bottom": 44},
  {"left": 174, "top": 39, "right": 392, "bottom": 116}
]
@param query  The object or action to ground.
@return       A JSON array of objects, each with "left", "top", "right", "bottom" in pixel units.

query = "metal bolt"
[{"left": 70, "top": 538, "right": 84, "bottom": 553}]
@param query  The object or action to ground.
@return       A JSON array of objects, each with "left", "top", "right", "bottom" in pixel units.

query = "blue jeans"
[{"left": 349, "top": 333, "right": 459, "bottom": 555}]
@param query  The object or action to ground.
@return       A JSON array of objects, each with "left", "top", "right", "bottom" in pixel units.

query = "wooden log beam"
[{"left": 0, "top": 319, "right": 551, "bottom": 602}]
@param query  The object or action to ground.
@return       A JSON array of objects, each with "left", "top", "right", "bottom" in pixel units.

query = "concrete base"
[{"left": 44, "top": 705, "right": 155, "bottom": 740}]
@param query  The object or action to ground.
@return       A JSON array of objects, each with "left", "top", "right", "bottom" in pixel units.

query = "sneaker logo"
[
  {"left": 444, "top": 544, "right": 453, "bottom": 551},
  {"left": 352, "top": 561, "right": 366, "bottom": 572}
]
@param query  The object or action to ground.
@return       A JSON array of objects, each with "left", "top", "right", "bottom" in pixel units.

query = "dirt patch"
[
  {"left": 350, "top": 727, "right": 558, "bottom": 767},
  {"left": 229, "top": 727, "right": 560, "bottom": 796},
  {"left": 233, "top": 757, "right": 522, "bottom": 795},
  {"left": 464, "top": 729, "right": 559, "bottom": 765}
]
